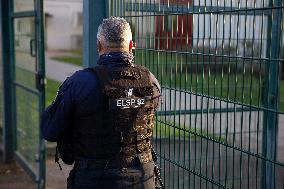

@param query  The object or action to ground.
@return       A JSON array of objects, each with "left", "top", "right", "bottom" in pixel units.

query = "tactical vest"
[{"left": 72, "top": 65, "right": 156, "bottom": 161}]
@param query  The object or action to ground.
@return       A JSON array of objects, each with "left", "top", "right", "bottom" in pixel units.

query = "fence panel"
[
  {"left": 108, "top": 0, "right": 284, "bottom": 188},
  {"left": 0, "top": 15, "right": 3, "bottom": 148}
]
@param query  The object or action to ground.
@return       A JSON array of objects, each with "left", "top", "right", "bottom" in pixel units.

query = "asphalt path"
[{"left": 45, "top": 51, "right": 82, "bottom": 82}]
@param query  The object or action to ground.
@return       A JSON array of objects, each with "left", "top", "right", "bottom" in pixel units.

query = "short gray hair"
[{"left": 97, "top": 17, "right": 132, "bottom": 48}]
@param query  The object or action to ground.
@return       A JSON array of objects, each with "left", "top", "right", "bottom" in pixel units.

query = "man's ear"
[{"left": 129, "top": 40, "right": 134, "bottom": 52}]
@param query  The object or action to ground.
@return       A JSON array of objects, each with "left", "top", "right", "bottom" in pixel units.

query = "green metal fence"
[
  {"left": 108, "top": 0, "right": 284, "bottom": 188},
  {"left": 0, "top": 14, "right": 3, "bottom": 151}
]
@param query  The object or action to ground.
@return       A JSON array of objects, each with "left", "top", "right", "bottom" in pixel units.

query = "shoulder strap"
[
  {"left": 92, "top": 65, "right": 112, "bottom": 85},
  {"left": 92, "top": 65, "right": 119, "bottom": 94}
]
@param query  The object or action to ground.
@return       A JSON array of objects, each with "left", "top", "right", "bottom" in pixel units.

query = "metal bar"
[
  {"left": 125, "top": 3, "right": 283, "bottom": 16},
  {"left": 14, "top": 151, "right": 37, "bottom": 181},
  {"left": 83, "top": 0, "right": 107, "bottom": 68},
  {"left": 12, "top": 11, "right": 36, "bottom": 18},
  {"left": 262, "top": 0, "right": 282, "bottom": 188},
  {"left": 156, "top": 119, "right": 284, "bottom": 168},
  {"left": 1, "top": 0, "right": 14, "bottom": 163},
  {"left": 159, "top": 154, "right": 230, "bottom": 189},
  {"left": 13, "top": 81, "right": 40, "bottom": 96},
  {"left": 35, "top": 0, "right": 46, "bottom": 188},
  {"left": 162, "top": 86, "right": 283, "bottom": 114}
]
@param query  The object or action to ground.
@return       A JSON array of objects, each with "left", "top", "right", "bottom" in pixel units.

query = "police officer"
[{"left": 41, "top": 17, "right": 161, "bottom": 189}]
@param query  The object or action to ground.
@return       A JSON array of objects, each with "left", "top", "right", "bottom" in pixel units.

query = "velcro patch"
[{"left": 109, "top": 96, "right": 152, "bottom": 110}]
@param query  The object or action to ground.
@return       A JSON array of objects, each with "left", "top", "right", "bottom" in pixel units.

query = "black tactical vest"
[{"left": 72, "top": 65, "right": 156, "bottom": 160}]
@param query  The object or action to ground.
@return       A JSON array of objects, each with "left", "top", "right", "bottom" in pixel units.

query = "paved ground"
[
  {"left": 0, "top": 156, "right": 72, "bottom": 189},
  {"left": 160, "top": 88, "right": 284, "bottom": 163},
  {"left": 0, "top": 160, "right": 36, "bottom": 189},
  {"left": 1, "top": 140, "right": 283, "bottom": 189},
  {"left": 45, "top": 158, "right": 73, "bottom": 189}
]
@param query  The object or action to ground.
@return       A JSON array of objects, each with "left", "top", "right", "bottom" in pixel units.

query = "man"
[{"left": 41, "top": 17, "right": 161, "bottom": 189}]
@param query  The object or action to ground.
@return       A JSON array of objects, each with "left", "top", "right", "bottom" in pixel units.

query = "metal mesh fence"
[{"left": 108, "top": 0, "right": 284, "bottom": 188}]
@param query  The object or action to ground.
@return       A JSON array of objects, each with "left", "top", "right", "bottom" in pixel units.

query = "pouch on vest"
[{"left": 55, "top": 129, "right": 74, "bottom": 167}]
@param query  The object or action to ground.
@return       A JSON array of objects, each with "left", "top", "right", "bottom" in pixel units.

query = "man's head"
[{"left": 97, "top": 17, "right": 133, "bottom": 55}]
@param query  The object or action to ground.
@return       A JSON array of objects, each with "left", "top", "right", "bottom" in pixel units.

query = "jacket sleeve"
[
  {"left": 40, "top": 78, "right": 74, "bottom": 142},
  {"left": 149, "top": 72, "right": 161, "bottom": 109}
]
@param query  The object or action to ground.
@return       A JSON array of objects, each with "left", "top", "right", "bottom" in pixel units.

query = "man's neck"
[{"left": 99, "top": 48, "right": 130, "bottom": 56}]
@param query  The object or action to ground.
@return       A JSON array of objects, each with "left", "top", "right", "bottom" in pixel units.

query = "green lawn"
[
  {"left": 153, "top": 119, "right": 226, "bottom": 143},
  {"left": 51, "top": 50, "right": 83, "bottom": 67},
  {"left": 46, "top": 79, "right": 61, "bottom": 106},
  {"left": 52, "top": 56, "right": 83, "bottom": 67},
  {"left": 14, "top": 67, "right": 62, "bottom": 164},
  {"left": 67, "top": 50, "right": 83, "bottom": 56}
]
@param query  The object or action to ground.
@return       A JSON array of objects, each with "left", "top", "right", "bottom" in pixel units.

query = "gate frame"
[
  {"left": 0, "top": 0, "right": 14, "bottom": 163},
  {"left": 262, "top": 0, "right": 282, "bottom": 188},
  {"left": 0, "top": 0, "right": 46, "bottom": 188}
]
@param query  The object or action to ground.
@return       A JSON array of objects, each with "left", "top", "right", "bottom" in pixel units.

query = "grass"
[
  {"left": 11, "top": 67, "right": 62, "bottom": 165},
  {"left": 52, "top": 56, "right": 83, "bottom": 67},
  {"left": 46, "top": 79, "right": 61, "bottom": 106},
  {"left": 67, "top": 50, "right": 83, "bottom": 56},
  {"left": 153, "top": 119, "right": 226, "bottom": 143},
  {"left": 51, "top": 50, "right": 83, "bottom": 67}
]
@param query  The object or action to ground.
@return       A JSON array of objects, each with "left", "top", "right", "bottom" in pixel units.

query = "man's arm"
[
  {"left": 40, "top": 78, "right": 74, "bottom": 142},
  {"left": 149, "top": 72, "right": 161, "bottom": 109}
]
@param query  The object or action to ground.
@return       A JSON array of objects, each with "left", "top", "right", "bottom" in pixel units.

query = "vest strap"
[{"left": 74, "top": 150, "right": 153, "bottom": 170}]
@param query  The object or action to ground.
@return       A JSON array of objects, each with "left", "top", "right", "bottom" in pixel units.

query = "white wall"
[{"left": 44, "top": 0, "right": 83, "bottom": 50}]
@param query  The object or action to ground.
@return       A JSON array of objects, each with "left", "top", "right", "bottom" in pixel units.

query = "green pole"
[
  {"left": 83, "top": 0, "right": 108, "bottom": 68},
  {"left": 262, "top": 0, "right": 282, "bottom": 188},
  {"left": 0, "top": 0, "right": 14, "bottom": 163},
  {"left": 36, "top": 0, "right": 46, "bottom": 188}
]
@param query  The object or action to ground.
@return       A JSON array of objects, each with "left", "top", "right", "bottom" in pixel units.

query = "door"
[{"left": 11, "top": 0, "right": 45, "bottom": 188}]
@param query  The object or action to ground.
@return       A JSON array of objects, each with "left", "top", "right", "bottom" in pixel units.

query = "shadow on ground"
[
  {"left": 0, "top": 156, "right": 72, "bottom": 189},
  {"left": 0, "top": 160, "right": 36, "bottom": 189}
]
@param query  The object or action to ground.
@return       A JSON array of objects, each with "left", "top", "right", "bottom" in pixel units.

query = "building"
[{"left": 44, "top": 0, "right": 83, "bottom": 50}]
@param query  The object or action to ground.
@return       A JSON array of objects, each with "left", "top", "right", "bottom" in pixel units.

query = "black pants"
[{"left": 67, "top": 161, "right": 155, "bottom": 189}]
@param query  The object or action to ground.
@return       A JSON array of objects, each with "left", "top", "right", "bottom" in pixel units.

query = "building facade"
[{"left": 44, "top": 0, "right": 83, "bottom": 50}]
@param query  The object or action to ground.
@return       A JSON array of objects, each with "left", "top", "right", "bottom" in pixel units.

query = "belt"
[{"left": 75, "top": 151, "right": 153, "bottom": 170}]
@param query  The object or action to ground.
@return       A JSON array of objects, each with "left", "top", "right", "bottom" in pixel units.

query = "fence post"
[
  {"left": 0, "top": 0, "right": 14, "bottom": 162},
  {"left": 83, "top": 0, "right": 108, "bottom": 68},
  {"left": 262, "top": 0, "right": 282, "bottom": 188}
]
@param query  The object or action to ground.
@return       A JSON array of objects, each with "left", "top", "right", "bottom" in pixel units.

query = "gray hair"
[{"left": 97, "top": 17, "right": 132, "bottom": 48}]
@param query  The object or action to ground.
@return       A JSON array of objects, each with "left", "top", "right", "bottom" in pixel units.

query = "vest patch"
[{"left": 109, "top": 96, "right": 151, "bottom": 110}]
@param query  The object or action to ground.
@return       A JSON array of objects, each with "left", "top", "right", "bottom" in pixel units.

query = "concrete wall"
[{"left": 44, "top": 0, "right": 83, "bottom": 50}]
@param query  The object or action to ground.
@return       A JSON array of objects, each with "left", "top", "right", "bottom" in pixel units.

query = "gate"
[
  {"left": 9, "top": 0, "right": 45, "bottom": 188},
  {"left": 107, "top": 0, "right": 284, "bottom": 188}
]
